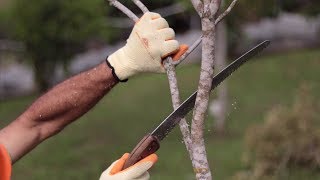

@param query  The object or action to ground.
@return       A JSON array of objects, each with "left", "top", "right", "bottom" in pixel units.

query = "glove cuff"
[
  {"left": 105, "top": 57, "right": 128, "bottom": 82},
  {"left": 107, "top": 48, "right": 135, "bottom": 81}
]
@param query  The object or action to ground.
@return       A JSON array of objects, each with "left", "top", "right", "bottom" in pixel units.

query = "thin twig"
[
  {"left": 131, "top": 0, "right": 194, "bottom": 156},
  {"left": 215, "top": 0, "right": 238, "bottom": 25},
  {"left": 132, "top": 0, "right": 149, "bottom": 13},
  {"left": 163, "top": 59, "right": 193, "bottom": 154},
  {"left": 106, "top": 3, "right": 186, "bottom": 28},
  {"left": 107, "top": 0, "right": 139, "bottom": 22}
]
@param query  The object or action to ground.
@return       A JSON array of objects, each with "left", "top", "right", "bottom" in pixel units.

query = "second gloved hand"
[
  {"left": 99, "top": 153, "right": 158, "bottom": 180},
  {"left": 107, "top": 12, "right": 179, "bottom": 81}
]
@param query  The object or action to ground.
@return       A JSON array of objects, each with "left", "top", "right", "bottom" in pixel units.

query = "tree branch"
[
  {"left": 131, "top": 0, "right": 195, "bottom": 158},
  {"left": 106, "top": 3, "right": 187, "bottom": 28},
  {"left": 107, "top": 0, "right": 195, "bottom": 162},
  {"left": 132, "top": 0, "right": 149, "bottom": 13},
  {"left": 209, "top": 0, "right": 221, "bottom": 16},
  {"left": 191, "top": 0, "right": 203, "bottom": 17},
  {"left": 107, "top": 0, "right": 139, "bottom": 22},
  {"left": 163, "top": 59, "right": 193, "bottom": 154},
  {"left": 190, "top": 18, "right": 215, "bottom": 179},
  {"left": 129, "top": 0, "right": 195, "bottom": 154},
  {"left": 215, "top": 0, "right": 238, "bottom": 25},
  {"left": 189, "top": 0, "right": 225, "bottom": 179}
]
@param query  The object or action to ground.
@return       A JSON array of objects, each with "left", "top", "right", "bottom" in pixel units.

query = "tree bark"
[
  {"left": 34, "top": 58, "right": 56, "bottom": 92},
  {"left": 190, "top": 17, "right": 216, "bottom": 180},
  {"left": 164, "top": 60, "right": 194, "bottom": 159}
]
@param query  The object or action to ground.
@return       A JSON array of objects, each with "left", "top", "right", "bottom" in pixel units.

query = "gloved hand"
[
  {"left": 99, "top": 153, "right": 158, "bottom": 180},
  {"left": 107, "top": 12, "right": 180, "bottom": 81}
]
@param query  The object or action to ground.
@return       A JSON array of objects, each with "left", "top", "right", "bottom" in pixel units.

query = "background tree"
[{"left": 10, "top": 0, "right": 110, "bottom": 91}]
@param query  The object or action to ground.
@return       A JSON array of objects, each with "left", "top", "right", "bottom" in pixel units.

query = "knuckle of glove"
[
  {"left": 162, "top": 39, "right": 179, "bottom": 57},
  {"left": 159, "top": 28, "right": 175, "bottom": 41},
  {"left": 167, "top": 28, "right": 175, "bottom": 39},
  {"left": 152, "top": 17, "right": 169, "bottom": 30},
  {"left": 143, "top": 12, "right": 160, "bottom": 20}
]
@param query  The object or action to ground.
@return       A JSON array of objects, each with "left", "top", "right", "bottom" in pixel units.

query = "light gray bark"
[
  {"left": 190, "top": 0, "right": 238, "bottom": 179},
  {"left": 191, "top": 0, "right": 204, "bottom": 17},
  {"left": 164, "top": 59, "right": 193, "bottom": 157},
  {"left": 132, "top": 0, "right": 149, "bottom": 13},
  {"left": 190, "top": 17, "right": 216, "bottom": 180}
]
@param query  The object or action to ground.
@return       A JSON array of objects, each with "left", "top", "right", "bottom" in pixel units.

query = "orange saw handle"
[
  {"left": 172, "top": 44, "right": 188, "bottom": 61},
  {"left": 122, "top": 134, "right": 160, "bottom": 170},
  {"left": 162, "top": 44, "right": 188, "bottom": 61}
]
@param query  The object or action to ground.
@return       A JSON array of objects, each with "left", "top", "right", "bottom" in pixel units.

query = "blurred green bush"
[
  {"left": 234, "top": 85, "right": 320, "bottom": 180},
  {"left": 10, "top": 0, "right": 111, "bottom": 91}
]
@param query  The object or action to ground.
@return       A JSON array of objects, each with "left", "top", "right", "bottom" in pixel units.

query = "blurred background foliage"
[
  {"left": 0, "top": 0, "right": 320, "bottom": 179},
  {"left": 8, "top": 0, "right": 110, "bottom": 91},
  {"left": 1, "top": 0, "right": 319, "bottom": 90},
  {"left": 234, "top": 85, "right": 320, "bottom": 180},
  {"left": 224, "top": 0, "right": 320, "bottom": 52}
]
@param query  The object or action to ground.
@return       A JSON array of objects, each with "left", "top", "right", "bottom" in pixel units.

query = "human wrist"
[{"left": 107, "top": 48, "right": 134, "bottom": 81}]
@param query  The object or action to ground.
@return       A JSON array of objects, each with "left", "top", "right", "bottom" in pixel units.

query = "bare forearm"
[
  {"left": 26, "top": 62, "right": 118, "bottom": 132},
  {"left": 0, "top": 62, "right": 118, "bottom": 162}
]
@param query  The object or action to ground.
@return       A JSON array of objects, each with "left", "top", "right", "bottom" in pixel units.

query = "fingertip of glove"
[
  {"left": 142, "top": 12, "right": 161, "bottom": 20},
  {"left": 140, "top": 153, "right": 158, "bottom": 164},
  {"left": 161, "top": 40, "right": 180, "bottom": 58},
  {"left": 122, "top": 153, "right": 130, "bottom": 160},
  {"left": 109, "top": 153, "right": 130, "bottom": 175},
  {"left": 149, "top": 12, "right": 161, "bottom": 20}
]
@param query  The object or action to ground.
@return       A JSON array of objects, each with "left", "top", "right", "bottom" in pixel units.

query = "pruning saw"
[{"left": 122, "top": 40, "right": 270, "bottom": 169}]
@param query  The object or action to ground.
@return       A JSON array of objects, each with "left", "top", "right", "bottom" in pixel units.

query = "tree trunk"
[
  {"left": 34, "top": 59, "right": 56, "bottom": 92},
  {"left": 190, "top": 17, "right": 216, "bottom": 180}
]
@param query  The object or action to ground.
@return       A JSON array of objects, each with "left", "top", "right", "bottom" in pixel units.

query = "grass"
[{"left": 1, "top": 48, "right": 320, "bottom": 179}]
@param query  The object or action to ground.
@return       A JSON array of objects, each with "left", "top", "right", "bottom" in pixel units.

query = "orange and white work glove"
[
  {"left": 99, "top": 153, "right": 158, "bottom": 180},
  {"left": 107, "top": 12, "right": 180, "bottom": 81}
]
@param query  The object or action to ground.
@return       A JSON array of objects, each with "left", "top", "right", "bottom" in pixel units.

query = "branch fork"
[
  {"left": 106, "top": 0, "right": 200, "bottom": 155},
  {"left": 106, "top": 1, "right": 238, "bottom": 179}
]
